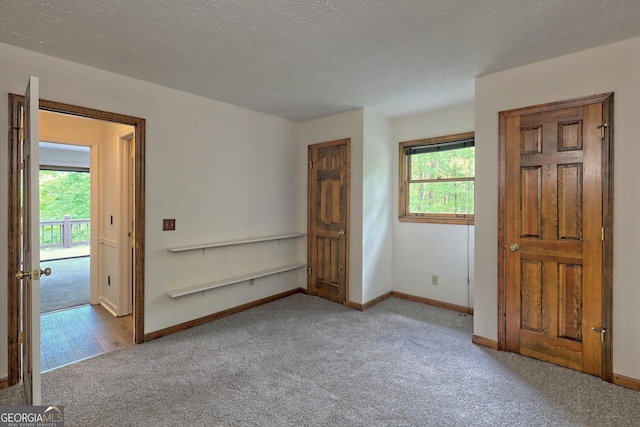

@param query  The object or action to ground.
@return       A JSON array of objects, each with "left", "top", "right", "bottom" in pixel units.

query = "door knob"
[
  {"left": 16, "top": 270, "right": 30, "bottom": 280},
  {"left": 338, "top": 230, "right": 345, "bottom": 237},
  {"left": 509, "top": 243, "right": 519, "bottom": 252},
  {"left": 16, "top": 267, "right": 51, "bottom": 280}
]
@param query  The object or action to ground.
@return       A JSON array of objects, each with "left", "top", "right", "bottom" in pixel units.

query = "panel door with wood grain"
[
  {"left": 502, "top": 96, "right": 611, "bottom": 378},
  {"left": 308, "top": 139, "right": 350, "bottom": 304}
]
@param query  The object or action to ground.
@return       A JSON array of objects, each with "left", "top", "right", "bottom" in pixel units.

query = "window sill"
[{"left": 399, "top": 215, "right": 474, "bottom": 225}]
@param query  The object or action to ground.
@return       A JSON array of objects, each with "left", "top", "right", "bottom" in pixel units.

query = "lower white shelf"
[{"left": 166, "top": 263, "right": 307, "bottom": 298}]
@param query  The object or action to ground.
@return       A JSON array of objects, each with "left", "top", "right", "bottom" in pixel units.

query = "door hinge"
[
  {"left": 307, "top": 267, "right": 312, "bottom": 276},
  {"left": 597, "top": 123, "right": 608, "bottom": 140},
  {"left": 18, "top": 331, "right": 23, "bottom": 344},
  {"left": 17, "top": 127, "right": 24, "bottom": 143},
  {"left": 601, "top": 227, "right": 605, "bottom": 242},
  {"left": 308, "top": 161, "right": 313, "bottom": 169}
]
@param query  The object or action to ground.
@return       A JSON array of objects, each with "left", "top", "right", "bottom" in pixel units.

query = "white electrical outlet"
[{"left": 432, "top": 275, "right": 438, "bottom": 286}]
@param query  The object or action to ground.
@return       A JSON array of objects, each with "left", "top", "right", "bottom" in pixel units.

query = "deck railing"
[{"left": 40, "top": 215, "right": 90, "bottom": 248}]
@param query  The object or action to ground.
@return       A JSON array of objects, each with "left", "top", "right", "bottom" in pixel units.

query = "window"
[{"left": 399, "top": 132, "right": 474, "bottom": 224}]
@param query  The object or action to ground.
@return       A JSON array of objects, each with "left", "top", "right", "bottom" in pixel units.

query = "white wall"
[
  {"left": 299, "top": 109, "right": 395, "bottom": 305},
  {"left": 99, "top": 121, "right": 134, "bottom": 315},
  {"left": 475, "top": 36, "right": 640, "bottom": 380},
  {"left": 97, "top": 120, "right": 120, "bottom": 313},
  {"left": 362, "top": 110, "right": 394, "bottom": 303},
  {"left": 0, "top": 42, "right": 303, "bottom": 378},
  {"left": 299, "top": 109, "right": 365, "bottom": 303},
  {"left": 393, "top": 104, "right": 475, "bottom": 308},
  {"left": 40, "top": 112, "right": 104, "bottom": 146}
]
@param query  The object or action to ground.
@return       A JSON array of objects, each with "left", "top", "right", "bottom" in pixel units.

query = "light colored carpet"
[
  {"left": 2, "top": 294, "right": 639, "bottom": 426},
  {"left": 39, "top": 257, "right": 90, "bottom": 313}
]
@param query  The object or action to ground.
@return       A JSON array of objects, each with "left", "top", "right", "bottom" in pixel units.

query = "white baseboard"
[{"left": 99, "top": 296, "right": 118, "bottom": 316}]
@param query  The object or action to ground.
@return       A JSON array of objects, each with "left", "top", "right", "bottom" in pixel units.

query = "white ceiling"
[{"left": 2, "top": 1, "right": 640, "bottom": 122}]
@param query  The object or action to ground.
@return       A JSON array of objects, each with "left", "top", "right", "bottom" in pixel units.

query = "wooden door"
[
  {"left": 20, "top": 76, "right": 42, "bottom": 404},
  {"left": 8, "top": 95, "right": 146, "bottom": 388},
  {"left": 308, "top": 139, "right": 350, "bottom": 304},
  {"left": 499, "top": 94, "right": 613, "bottom": 379}
]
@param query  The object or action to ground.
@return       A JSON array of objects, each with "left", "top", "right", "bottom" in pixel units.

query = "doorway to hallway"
[
  {"left": 37, "top": 125, "right": 134, "bottom": 372},
  {"left": 7, "top": 94, "right": 146, "bottom": 386}
]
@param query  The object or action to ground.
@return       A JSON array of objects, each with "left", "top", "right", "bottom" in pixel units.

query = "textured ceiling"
[{"left": 2, "top": 1, "right": 640, "bottom": 121}]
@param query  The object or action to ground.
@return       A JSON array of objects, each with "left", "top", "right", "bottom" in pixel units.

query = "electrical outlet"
[
  {"left": 432, "top": 275, "right": 438, "bottom": 286},
  {"left": 163, "top": 219, "right": 176, "bottom": 231}
]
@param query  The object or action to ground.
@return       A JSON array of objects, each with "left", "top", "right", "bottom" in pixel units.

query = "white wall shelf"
[
  {"left": 166, "top": 232, "right": 307, "bottom": 298},
  {"left": 166, "top": 263, "right": 306, "bottom": 298},
  {"left": 167, "top": 232, "right": 306, "bottom": 253}
]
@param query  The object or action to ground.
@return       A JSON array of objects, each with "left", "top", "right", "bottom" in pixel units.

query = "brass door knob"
[
  {"left": 16, "top": 271, "right": 30, "bottom": 280},
  {"left": 16, "top": 267, "right": 51, "bottom": 280},
  {"left": 509, "top": 243, "right": 519, "bottom": 252}
]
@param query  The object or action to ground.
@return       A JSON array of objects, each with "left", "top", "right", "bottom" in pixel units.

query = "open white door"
[{"left": 17, "top": 76, "right": 45, "bottom": 405}]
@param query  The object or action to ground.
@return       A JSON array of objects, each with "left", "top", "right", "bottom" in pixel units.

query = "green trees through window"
[
  {"left": 40, "top": 170, "right": 90, "bottom": 221},
  {"left": 399, "top": 132, "right": 474, "bottom": 224},
  {"left": 409, "top": 147, "right": 474, "bottom": 214}
]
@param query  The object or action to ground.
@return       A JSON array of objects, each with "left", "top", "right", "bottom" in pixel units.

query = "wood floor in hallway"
[{"left": 40, "top": 304, "right": 133, "bottom": 372}]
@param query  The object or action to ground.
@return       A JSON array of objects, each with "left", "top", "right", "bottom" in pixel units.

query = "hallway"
[
  {"left": 40, "top": 257, "right": 90, "bottom": 314},
  {"left": 41, "top": 304, "right": 132, "bottom": 372},
  {"left": 39, "top": 246, "right": 133, "bottom": 372}
]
